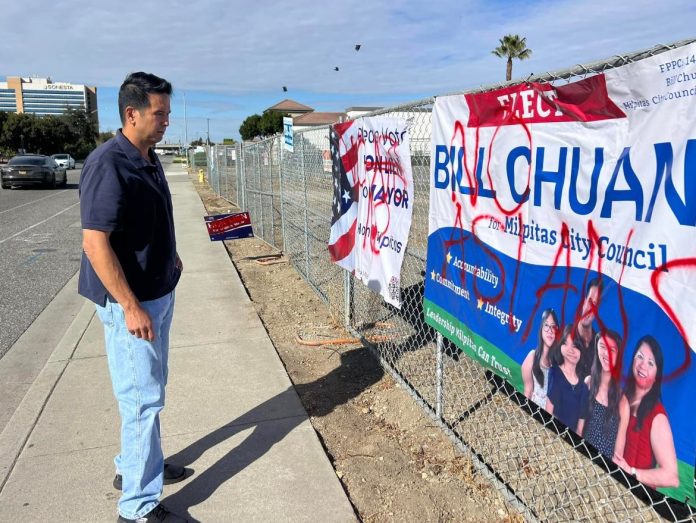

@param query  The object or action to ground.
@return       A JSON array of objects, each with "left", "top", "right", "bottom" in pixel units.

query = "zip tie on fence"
[
  {"left": 295, "top": 331, "right": 397, "bottom": 347},
  {"left": 295, "top": 333, "right": 361, "bottom": 346}
]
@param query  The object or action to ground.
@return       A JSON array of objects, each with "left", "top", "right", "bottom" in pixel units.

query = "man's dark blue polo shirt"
[{"left": 78, "top": 130, "right": 180, "bottom": 306}]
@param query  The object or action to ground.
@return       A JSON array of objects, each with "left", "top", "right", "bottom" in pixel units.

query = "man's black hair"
[
  {"left": 118, "top": 72, "right": 172, "bottom": 125},
  {"left": 585, "top": 276, "right": 603, "bottom": 298}
]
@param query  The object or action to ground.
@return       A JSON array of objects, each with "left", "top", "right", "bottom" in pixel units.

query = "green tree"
[
  {"left": 97, "top": 131, "right": 116, "bottom": 144},
  {"left": 1, "top": 113, "right": 40, "bottom": 153},
  {"left": 259, "top": 111, "right": 285, "bottom": 137},
  {"left": 492, "top": 34, "right": 532, "bottom": 82},
  {"left": 0, "top": 111, "right": 12, "bottom": 160},
  {"left": 63, "top": 108, "right": 98, "bottom": 158},
  {"left": 0, "top": 111, "right": 8, "bottom": 139},
  {"left": 38, "top": 115, "right": 72, "bottom": 154},
  {"left": 0, "top": 109, "right": 97, "bottom": 158},
  {"left": 239, "top": 114, "right": 262, "bottom": 141},
  {"left": 239, "top": 111, "right": 287, "bottom": 141}
]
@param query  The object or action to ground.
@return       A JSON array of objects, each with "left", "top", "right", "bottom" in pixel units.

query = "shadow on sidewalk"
[{"left": 163, "top": 347, "right": 383, "bottom": 522}]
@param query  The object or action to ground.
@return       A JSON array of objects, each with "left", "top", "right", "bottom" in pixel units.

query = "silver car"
[{"left": 51, "top": 153, "right": 76, "bottom": 169}]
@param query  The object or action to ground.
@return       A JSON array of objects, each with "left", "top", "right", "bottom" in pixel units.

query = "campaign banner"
[
  {"left": 204, "top": 212, "right": 253, "bottom": 241},
  {"left": 424, "top": 43, "right": 696, "bottom": 505},
  {"left": 328, "top": 116, "right": 414, "bottom": 307},
  {"left": 283, "top": 116, "right": 294, "bottom": 152}
]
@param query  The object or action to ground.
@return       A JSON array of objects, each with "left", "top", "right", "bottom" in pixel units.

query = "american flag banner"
[
  {"left": 328, "top": 116, "right": 414, "bottom": 308},
  {"left": 328, "top": 120, "right": 361, "bottom": 270}
]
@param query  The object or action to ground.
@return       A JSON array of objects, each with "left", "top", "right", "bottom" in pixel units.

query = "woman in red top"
[{"left": 614, "top": 335, "right": 679, "bottom": 489}]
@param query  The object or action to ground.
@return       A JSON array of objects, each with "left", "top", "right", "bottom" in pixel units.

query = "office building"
[{"left": 0, "top": 76, "right": 98, "bottom": 127}]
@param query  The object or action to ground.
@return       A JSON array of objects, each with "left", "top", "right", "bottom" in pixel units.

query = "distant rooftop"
[
  {"left": 293, "top": 111, "right": 345, "bottom": 126},
  {"left": 265, "top": 99, "right": 314, "bottom": 113}
]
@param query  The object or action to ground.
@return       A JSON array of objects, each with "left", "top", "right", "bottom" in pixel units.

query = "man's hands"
[
  {"left": 125, "top": 303, "right": 155, "bottom": 341},
  {"left": 82, "top": 230, "right": 182, "bottom": 343},
  {"left": 83, "top": 229, "right": 156, "bottom": 341}
]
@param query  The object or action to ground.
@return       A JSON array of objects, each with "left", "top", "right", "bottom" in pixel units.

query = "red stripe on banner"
[
  {"left": 334, "top": 120, "right": 361, "bottom": 174},
  {"left": 466, "top": 75, "right": 626, "bottom": 127},
  {"left": 342, "top": 141, "right": 360, "bottom": 174},
  {"left": 328, "top": 219, "right": 357, "bottom": 262}
]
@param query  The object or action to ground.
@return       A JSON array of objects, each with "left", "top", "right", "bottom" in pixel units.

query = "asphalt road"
[
  {"left": 0, "top": 156, "right": 178, "bottom": 360},
  {"left": 0, "top": 166, "right": 84, "bottom": 359}
]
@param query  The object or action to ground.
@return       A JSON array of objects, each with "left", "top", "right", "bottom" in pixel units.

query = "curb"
[{"left": 0, "top": 296, "right": 94, "bottom": 491}]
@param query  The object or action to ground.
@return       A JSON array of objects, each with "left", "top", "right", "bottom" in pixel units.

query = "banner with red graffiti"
[
  {"left": 328, "top": 116, "right": 414, "bottom": 307},
  {"left": 424, "top": 43, "right": 696, "bottom": 505}
]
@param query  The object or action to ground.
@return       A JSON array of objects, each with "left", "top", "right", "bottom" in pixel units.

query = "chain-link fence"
[{"left": 204, "top": 38, "right": 696, "bottom": 522}]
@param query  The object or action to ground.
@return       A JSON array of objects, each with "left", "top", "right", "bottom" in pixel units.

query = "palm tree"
[{"left": 492, "top": 35, "right": 532, "bottom": 82}]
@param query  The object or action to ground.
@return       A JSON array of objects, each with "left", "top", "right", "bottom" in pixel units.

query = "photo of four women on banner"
[{"left": 521, "top": 277, "right": 679, "bottom": 490}]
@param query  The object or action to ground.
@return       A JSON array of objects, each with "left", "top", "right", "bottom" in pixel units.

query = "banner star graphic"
[
  {"left": 430, "top": 269, "right": 436, "bottom": 280},
  {"left": 477, "top": 297, "right": 484, "bottom": 310},
  {"left": 446, "top": 252, "right": 452, "bottom": 264}
]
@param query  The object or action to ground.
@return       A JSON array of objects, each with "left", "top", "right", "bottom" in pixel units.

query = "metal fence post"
[
  {"left": 216, "top": 146, "right": 221, "bottom": 195},
  {"left": 242, "top": 144, "right": 247, "bottom": 212},
  {"left": 222, "top": 146, "right": 230, "bottom": 200},
  {"left": 213, "top": 146, "right": 217, "bottom": 193},
  {"left": 271, "top": 137, "right": 277, "bottom": 247},
  {"left": 436, "top": 333, "right": 444, "bottom": 418},
  {"left": 210, "top": 145, "right": 215, "bottom": 194},
  {"left": 344, "top": 270, "right": 353, "bottom": 330},
  {"left": 234, "top": 143, "right": 244, "bottom": 211},
  {"left": 212, "top": 145, "right": 216, "bottom": 190},
  {"left": 279, "top": 136, "right": 287, "bottom": 253},
  {"left": 206, "top": 145, "right": 211, "bottom": 186},
  {"left": 300, "top": 136, "right": 310, "bottom": 279},
  {"left": 255, "top": 145, "right": 263, "bottom": 240}
]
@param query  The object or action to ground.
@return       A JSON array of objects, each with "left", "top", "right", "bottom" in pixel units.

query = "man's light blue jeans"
[{"left": 95, "top": 291, "right": 175, "bottom": 520}]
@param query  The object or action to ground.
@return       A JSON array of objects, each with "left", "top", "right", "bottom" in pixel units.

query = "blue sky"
[{"left": 1, "top": 0, "right": 694, "bottom": 142}]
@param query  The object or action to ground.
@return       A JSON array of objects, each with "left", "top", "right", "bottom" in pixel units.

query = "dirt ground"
[{"left": 191, "top": 173, "right": 523, "bottom": 523}]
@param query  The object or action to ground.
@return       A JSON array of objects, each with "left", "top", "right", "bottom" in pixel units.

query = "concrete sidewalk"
[{"left": 0, "top": 163, "right": 356, "bottom": 522}]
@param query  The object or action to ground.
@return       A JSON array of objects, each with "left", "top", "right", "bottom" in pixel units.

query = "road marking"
[
  {"left": 0, "top": 190, "right": 70, "bottom": 216},
  {"left": 16, "top": 233, "right": 53, "bottom": 243},
  {"left": 0, "top": 202, "right": 80, "bottom": 245}
]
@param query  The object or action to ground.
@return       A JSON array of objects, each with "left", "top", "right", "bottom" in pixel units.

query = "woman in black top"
[
  {"left": 577, "top": 330, "right": 626, "bottom": 457},
  {"left": 547, "top": 325, "right": 589, "bottom": 431}
]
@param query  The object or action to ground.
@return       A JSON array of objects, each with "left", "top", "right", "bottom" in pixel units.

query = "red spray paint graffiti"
[{"left": 436, "top": 83, "right": 692, "bottom": 383}]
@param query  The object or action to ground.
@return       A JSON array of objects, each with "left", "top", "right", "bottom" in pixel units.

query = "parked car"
[
  {"left": 1, "top": 154, "right": 68, "bottom": 189},
  {"left": 51, "top": 153, "right": 76, "bottom": 169}
]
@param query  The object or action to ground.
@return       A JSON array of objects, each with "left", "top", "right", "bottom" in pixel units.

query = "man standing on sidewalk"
[{"left": 78, "top": 72, "right": 187, "bottom": 523}]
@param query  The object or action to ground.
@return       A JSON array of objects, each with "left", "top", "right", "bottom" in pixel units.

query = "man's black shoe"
[
  {"left": 117, "top": 503, "right": 187, "bottom": 522},
  {"left": 113, "top": 464, "right": 187, "bottom": 491}
]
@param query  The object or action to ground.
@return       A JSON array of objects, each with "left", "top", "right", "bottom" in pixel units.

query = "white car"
[{"left": 51, "top": 154, "right": 76, "bottom": 169}]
